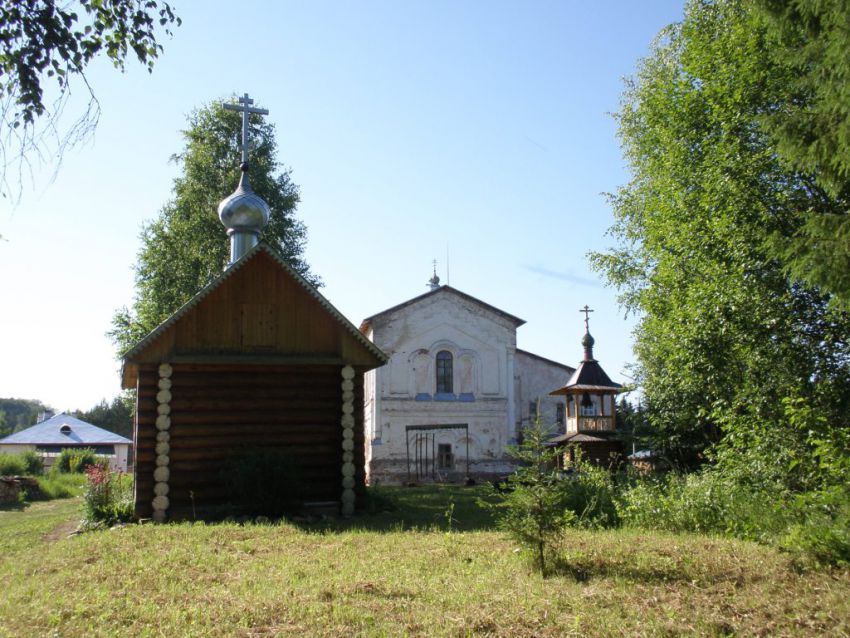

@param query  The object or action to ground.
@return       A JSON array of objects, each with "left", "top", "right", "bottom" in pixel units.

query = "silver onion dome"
[{"left": 218, "top": 164, "right": 270, "bottom": 263}]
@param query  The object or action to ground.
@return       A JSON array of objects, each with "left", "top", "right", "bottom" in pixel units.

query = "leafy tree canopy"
[
  {"left": 0, "top": 0, "right": 180, "bottom": 198},
  {"left": 753, "top": 0, "right": 850, "bottom": 305},
  {"left": 73, "top": 396, "right": 132, "bottom": 439},
  {"left": 592, "top": 0, "right": 850, "bottom": 473},
  {"left": 0, "top": 397, "right": 53, "bottom": 438},
  {"left": 110, "top": 99, "right": 319, "bottom": 355}
]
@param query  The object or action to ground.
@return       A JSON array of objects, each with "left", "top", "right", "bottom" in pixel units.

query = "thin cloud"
[{"left": 523, "top": 264, "right": 602, "bottom": 288}]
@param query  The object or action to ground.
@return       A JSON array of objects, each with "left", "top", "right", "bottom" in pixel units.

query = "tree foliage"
[
  {"left": 110, "top": 99, "right": 319, "bottom": 355},
  {"left": 751, "top": 0, "right": 850, "bottom": 306},
  {"left": 494, "top": 418, "right": 571, "bottom": 575},
  {"left": 73, "top": 396, "right": 132, "bottom": 439},
  {"left": 0, "top": 0, "right": 180, "bottom": 198},
  {"left": 591, "top": 0, "right": 850, "bottom": 473},
  {"left": 0, "top": 397, "right": 52, "bottom": 438}
]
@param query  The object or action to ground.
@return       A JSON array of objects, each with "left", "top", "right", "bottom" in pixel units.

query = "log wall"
[{"left": 134, "top": 363, "right": 366, "bottom": 520}]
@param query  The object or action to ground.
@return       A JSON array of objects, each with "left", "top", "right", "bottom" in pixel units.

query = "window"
[
  {"left": 580, "top": 392, "right": 597, "bottom": 416},
  {"left": 438, "top": 443, "right": 454, "bottom": 469},
  {"left": 556, "top": 402, "right": 565, "bottom": 425},
  {"left": 529, "top": 400, "right": 538, "bottom": 422},
  {"left": 436, "top": 350, "right": 453, "bottom": 394}
]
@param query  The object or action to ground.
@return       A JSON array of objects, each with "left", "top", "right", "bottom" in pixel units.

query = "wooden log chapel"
[{"left": 121, "top": 94, "right": 387, "bottom": 521}]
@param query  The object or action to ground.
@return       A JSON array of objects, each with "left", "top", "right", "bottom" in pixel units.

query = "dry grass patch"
[{"left": 1, "top": 490, "right": 849, "bottom": 637}]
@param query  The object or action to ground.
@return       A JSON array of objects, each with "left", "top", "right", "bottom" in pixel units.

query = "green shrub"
[
  {"left": 617, "top": 472, "right": 725, "bottom": 534},
  {"left": 82, "top": 465, "right": 133, "bottom": 527},
  {"left": 54, "top": 448, "right": 99, "bottom": 473},
  {"left": 560, "top": 450, "right": 621, "bottom": 529},
  {"left": 616, "top": 467, "right": 796, "bottom": 548},
  {"left": 780, "top": 487, "right": 850, "bottom": 568},
  {"left": 35, "top": 472, "right": 87, "bottom": 500},
  {"left": 0, "top": 452, "right": 27, "bottom": 476},
  {"left": 20, "top": 450, "right": 43, "bottom": 475}
]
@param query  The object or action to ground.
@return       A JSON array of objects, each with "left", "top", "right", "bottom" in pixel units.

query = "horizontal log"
[
  {"left": 168, "top": 438, "right": 341, "bottom": 451},
  {"left": 171, "top": 363, "right": 343, "bottom": 374},
  {"left": 168, "top": 411, "right": 341, "bottom": 426},
  {"left": 167, "top": 386, "right": 341, "bottom": 401},
  {"left": 164, "top": 477, "right": 340, "bottom": 497},
  {"left": 168, "top": 462, "right": 341, "bottom": 476},
  {"left": 167, "top": 371, "right": 341, "bottom": 386},
  {"left": 167, "top": 398, "right": 341, "bottom": 412},
  {"left": 168, "top": 423, "right": 339, "bottom": 437},
  {"left": 170, "top": 446, "right": 340, "bottom": 463}
]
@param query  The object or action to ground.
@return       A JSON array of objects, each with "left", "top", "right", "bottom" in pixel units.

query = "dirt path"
[{"left": 42, "top": 515, "right": 80, "bottom": 541}]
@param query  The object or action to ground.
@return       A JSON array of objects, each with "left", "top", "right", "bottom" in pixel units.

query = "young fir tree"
[
  {"left": 495, "top": 415, "right": 572, "bottom": 576},
  {"left": 110, "top": 99, "right": 319, "bottom": 354}
]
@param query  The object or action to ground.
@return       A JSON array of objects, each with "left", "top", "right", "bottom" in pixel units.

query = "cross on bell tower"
[
  {"left": 579, "top": 305, "right": 595, "bottom": 361},
  {"left": 580, "top": 305, "right": 594, "bottom": 333},
  {"left": 223, "top": 93, "right": 269, "bottom": 168}
]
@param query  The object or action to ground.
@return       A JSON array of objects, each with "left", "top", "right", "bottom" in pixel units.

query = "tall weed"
[
  {"left": 82, "top": 465, "right": 133, "bottom": 527},
  {"left": 35, "top": 473, "right": 87, "bottom": 500},
  {"left": 560, "top": 453, "right": 620, "bottom": 529}
]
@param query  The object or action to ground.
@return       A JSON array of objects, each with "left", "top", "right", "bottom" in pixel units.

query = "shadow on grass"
[
  {"left": 0, "top": 500, "right": 26, "bottom": 512},
  {"left": 547, "top": 547, "right": 744, "bottom": 586},
  {"left": 310, "top": 484, "right": 502, "bottom": 533}
]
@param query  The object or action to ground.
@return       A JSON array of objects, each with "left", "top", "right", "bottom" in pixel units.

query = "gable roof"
[
  {"left": 550, "top": 358, "right": 623, "bottom": 394},
  {"left": 121, "top": 242, "right": 387, "bottom": 371},
  {"left": 515, "top": 348, "right": 576, "bottom": 374},
  {"left": 360, "top": 285, "right": 526, "bottom": 332},
  {"left": 0, "top": 414, "right": 131, "bottom": 445}
]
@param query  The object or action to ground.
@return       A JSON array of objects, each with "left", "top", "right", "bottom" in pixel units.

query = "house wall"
[
  {"left": 134, "top": 362, "right": 365, "bottom": 520},
  {"left": 514, "top": 351, "right": 573, "bottom": 435},
  {"left": 364, "top": 292, "right": 580, "bottom": 485},
  {"left": 366, "top": 292, "right": 523, "bottom": 484},
  {"left": 0, "top": 444, "right": 34, "bottom": 456}
]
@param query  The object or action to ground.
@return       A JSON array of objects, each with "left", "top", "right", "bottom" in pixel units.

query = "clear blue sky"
[{"left": 0, "top": 1, "right": 683, "bottom": 412}]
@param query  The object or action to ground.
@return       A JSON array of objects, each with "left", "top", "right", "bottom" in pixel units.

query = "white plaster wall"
[
  {"left": 0, "top": 444, "right": 35, "bottom": 456},
  {"left": 514, "top": 350, "right": 574, "bottom": 436},
  {"left": 366, "top": 289, "right": 518, "bottom": 483},
  {"left": 113, "top": 444, "right": 130, "bottom": 472}
]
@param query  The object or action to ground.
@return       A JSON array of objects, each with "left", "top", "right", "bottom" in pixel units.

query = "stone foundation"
[
  {"left": 0, "top": 476, "right": 41, "bottom": 502},
  {"left": 367, "top": 458, "right": 517, "bottom": 486}
]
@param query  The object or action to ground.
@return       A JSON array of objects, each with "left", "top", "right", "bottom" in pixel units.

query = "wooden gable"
[{"left": 122, "top": 245, "right": 385, "bottom": 387}]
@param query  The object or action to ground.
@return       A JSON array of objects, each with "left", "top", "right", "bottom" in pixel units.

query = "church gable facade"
[{"left": 361, "top": 285, "right": 574, "bottom": 484}]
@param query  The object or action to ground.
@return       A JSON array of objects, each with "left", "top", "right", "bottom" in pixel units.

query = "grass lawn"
[{"left": 1, "top": 486, "right": 849, "bottom": 637}]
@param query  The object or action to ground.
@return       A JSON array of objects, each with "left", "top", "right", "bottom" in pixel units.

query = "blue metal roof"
[{"left": 0, "top": 414, "right": 131, "bottom": 445}]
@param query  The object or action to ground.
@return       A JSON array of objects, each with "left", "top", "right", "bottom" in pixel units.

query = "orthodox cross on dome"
[
  {"left": 223, "top": 93, "right": 269, "bottom": 167},
  {"left": 579, "top": 304, "right": 594, "bottom": 332},
  {"left": 428, "top": 259, "right": 441, "bottom": 291}
]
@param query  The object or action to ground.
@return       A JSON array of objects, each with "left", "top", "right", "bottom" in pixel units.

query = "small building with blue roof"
[{"left": 0, "top": 414, "right": 132, "bottom": 472}]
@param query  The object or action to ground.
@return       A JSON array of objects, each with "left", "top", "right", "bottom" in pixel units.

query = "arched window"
[{"left": 436, "top": 350, "right": 453, "bottom": 394}]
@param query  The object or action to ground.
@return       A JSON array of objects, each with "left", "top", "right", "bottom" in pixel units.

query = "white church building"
[{"left": 360, "top": 274, "right": 575, "bottom": 484}]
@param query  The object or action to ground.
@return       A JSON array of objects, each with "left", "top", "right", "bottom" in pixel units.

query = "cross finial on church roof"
[
  {"left": 428, "top": 259, "right": 441, "bottom": 290},
  {"left": 223, "top": 93, "right": 269, "bottom": 167},
  {"left": 580, "top": 304, "right": 594, "bottom": 332}
]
